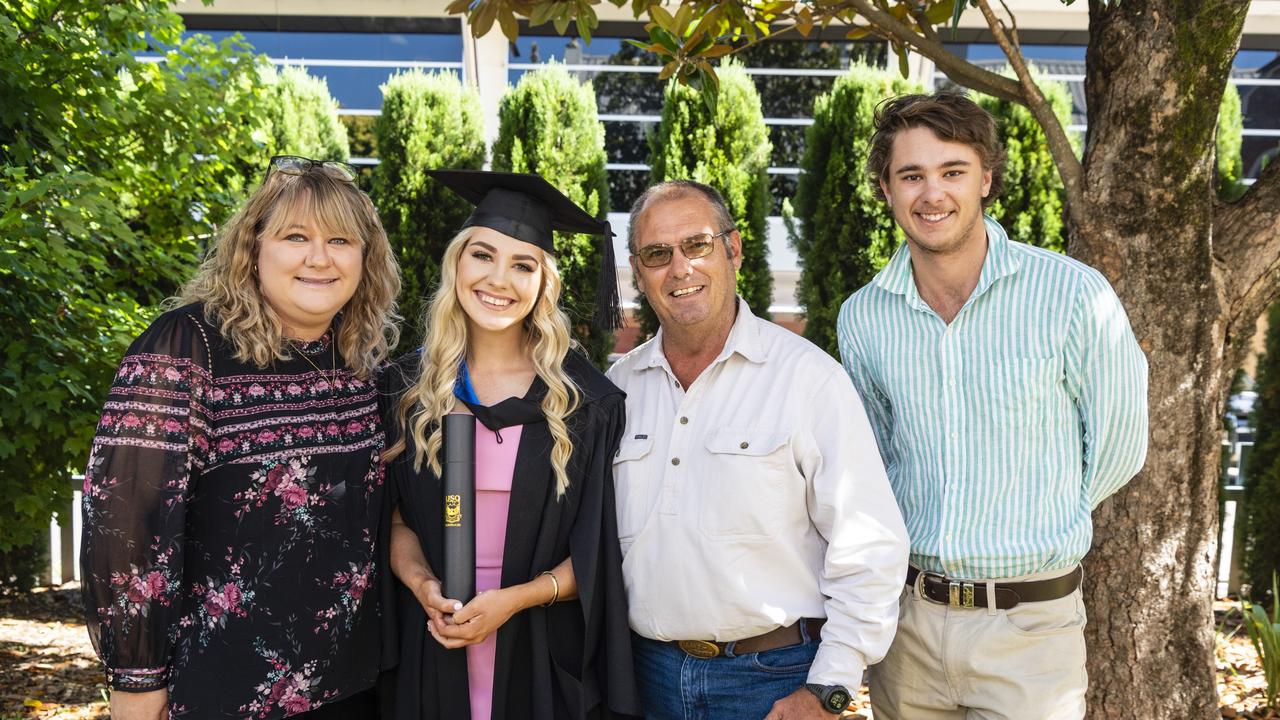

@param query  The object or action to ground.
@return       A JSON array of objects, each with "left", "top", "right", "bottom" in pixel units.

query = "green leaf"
[{"left": 650, "top": 5, "right": 676, "bottom": 32}]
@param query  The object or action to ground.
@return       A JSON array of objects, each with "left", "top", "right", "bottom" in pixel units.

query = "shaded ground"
[{"left": 0, "top": 587, "right": 1270, "bottom": 719}]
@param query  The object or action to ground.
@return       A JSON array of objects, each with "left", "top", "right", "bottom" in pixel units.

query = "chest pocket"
[
  {"left": 698, "top": 427, "right": 792, "bottom": 541},
  {"left": 612, "top": 436, "right": 655, "bottom": 542}
]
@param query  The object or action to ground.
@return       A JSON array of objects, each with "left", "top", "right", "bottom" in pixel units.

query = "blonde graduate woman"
[
  {"left": 81, "top": 157, "right": 400, "bottom": 720},
  {"left": 378, "top": 171, "right": 640, "bottom": 720}
]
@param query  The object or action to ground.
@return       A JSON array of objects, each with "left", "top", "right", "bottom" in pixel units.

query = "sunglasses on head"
[
  {"left": 263, "top": 155, "right": 358, "bottom": 184},
  {"left": 633, "top": 229, "right": 735, "bottom": 269}
]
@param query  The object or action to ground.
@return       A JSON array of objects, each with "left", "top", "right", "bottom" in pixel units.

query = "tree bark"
[{"left": 1077, "top": 1, "right": 1250, "bottom": 717}]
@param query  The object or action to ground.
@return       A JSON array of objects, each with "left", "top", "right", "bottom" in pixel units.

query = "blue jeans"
[{"left": 631, "top": 630, "right": 819, "bottom": 720}]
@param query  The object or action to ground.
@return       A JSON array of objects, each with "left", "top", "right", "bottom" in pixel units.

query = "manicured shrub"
[
  {"left": 786, "top": 65, "right": 921, "bottom": 356},
  {"left": 1245, "top": 302, "right": 1280, "bottom": 596},
  {"left": 976, "top": 75, "right": 1074, "bottom": 254},
  {"left": 260, "top": 65, "right": 350, "bottom": 161},
  {"left": 372, "top": 70, "right": 485, "bottom": 350},
  {"left": 642, "top": 62, "right": 773, "bottom": 337},
  {"left": 491, "top": 64, "right": 613, "bottom": 365}
]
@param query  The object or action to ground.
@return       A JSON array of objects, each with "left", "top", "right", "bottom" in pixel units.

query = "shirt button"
[
  {"left": 950, "top": 432, "right": 958, "bottom": 440},
  {"left": 739, "top": 441, "right": 749, "bottom": 449},
  {"left": 671, "top": 457, "right": 680, "bottom": 466},
  {"left": 680, "top": 416, "right": 689, "bottom": 425}
]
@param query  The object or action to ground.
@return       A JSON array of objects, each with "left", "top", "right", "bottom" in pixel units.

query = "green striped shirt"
[{"left": 837, "top": 216, "right": 1148, "bottom": 579}]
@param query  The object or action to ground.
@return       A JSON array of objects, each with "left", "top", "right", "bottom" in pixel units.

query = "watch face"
[{"left": 827, "top": 689, "right": 851, "bottom": 711}]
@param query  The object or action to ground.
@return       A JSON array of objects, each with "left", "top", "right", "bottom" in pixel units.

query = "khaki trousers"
[{"left": 868, "top": 567, "right": 1088, "bottom": 720}]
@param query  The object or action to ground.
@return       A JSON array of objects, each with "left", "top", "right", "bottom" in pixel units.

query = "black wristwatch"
[{"left": 805, "top": 683, "right": 852, "bottom": 714}]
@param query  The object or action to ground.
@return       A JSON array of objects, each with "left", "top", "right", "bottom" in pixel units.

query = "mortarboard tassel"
[{"left": 592, "top": 222, "right": 623, "bottom": 333}]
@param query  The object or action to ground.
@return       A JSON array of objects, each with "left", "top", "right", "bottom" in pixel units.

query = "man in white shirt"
[{"left": 606, "top": 180, "right": 909, "bottom": 719}]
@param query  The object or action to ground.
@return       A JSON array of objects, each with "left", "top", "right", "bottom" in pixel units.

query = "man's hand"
[
  {"left": 763, "top": 687, "right": 829, "bottom": 720},
  {"left": 110, "top": 688, "right": 168, "bottom": 720}
]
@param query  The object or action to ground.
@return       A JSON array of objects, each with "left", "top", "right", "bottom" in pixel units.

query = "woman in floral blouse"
[{"left": 81, "top": 156, "right": 400, "bottom": 720}]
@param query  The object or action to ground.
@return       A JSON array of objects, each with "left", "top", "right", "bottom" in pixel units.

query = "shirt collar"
[
  {"left": 871, "top": 215, "right": 1021, "bottom": 306},
  {"left": 638, "top": 296, "right": 767, "bottom": 371}
]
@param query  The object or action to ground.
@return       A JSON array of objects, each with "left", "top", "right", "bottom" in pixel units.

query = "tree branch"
[
  {"left": 1217, "top": 159, "right": 1280, "bottom": 372},
  {"left": 843, "top": 0, "right": 1023, "bottom": 103},
  {"left": 972, "top": 0, "right": 1085, "bottom": 229}
]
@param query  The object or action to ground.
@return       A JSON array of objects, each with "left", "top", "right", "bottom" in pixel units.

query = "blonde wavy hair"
[
  {"left": 384, "top": 227, "right": 581, "bottom": 497},
  {"left": 177, "top": 167, "right": 401, "bottom": 378}
]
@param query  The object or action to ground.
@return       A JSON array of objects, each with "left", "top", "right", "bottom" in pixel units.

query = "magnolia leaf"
[
  {"left": 658, "top": 60, "right": 679, "bottom": 81},
  {"left": 446, "top": 0, "right": 471, "bottom": 14},
  {"left": 650, "top": 5, "right": 676, "bottom": 32},
  {"left": 553, "top": 13, "right": 571, "bottom": 34},
  {"left": 576, "top": 13, "right": 593, "bottom": 43},
  {"left": 895, "top": 42, "right": 910, "bottom": 78},
  {"left": 951, "top": 0, "right": 968, "bottom": 29},
  {"left": 926, "top": 0, "right": 957, "bottom": 24},
  {"left": 701, "top": 44, "right": 733, "bottom": 58},
  {"left": 529, "top": 1, "right": 557, "bottom": 26},
  {"left": 673, "top": 3, "right": 694, "bottom": 34},
  {"left": 846, "top": 25, "right": 872, "bottom": 39},
  {"left": 472, "top": 0, "right": 499, "bottom": 37},
  {"left": 498, "top": 6, "right": 520, "bottom": 42}
]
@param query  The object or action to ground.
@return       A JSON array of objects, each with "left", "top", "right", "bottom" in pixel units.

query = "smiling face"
[
  {"left": 454, "top": 226, "right": 544, "bottom": 337},
  {"left": 631, "top": 194, "right": 742, "bottom": 336},
  {"left": 880, "top": 125, "right": 993, "bottom": 257},
  {"left": 257, "top": 212, "right": 363, "bottom": 340}
]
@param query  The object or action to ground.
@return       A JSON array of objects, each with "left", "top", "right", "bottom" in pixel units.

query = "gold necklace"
[{"left": 291, "top": 334, "right": 338, "bottom": 398}]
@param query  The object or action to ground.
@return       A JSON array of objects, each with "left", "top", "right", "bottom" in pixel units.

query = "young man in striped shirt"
[{"left": 837, "top": 92, "right": 1149, "bottom": 719}]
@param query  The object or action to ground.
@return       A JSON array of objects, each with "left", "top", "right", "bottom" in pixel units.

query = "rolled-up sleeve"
[
  {"left": 1063, "top": 271, "right": 1149, "bottom": 509},
  {"left": 798, "top": 370, "right": 909, "bottom": 688}
]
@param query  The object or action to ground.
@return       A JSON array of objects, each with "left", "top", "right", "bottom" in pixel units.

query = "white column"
[
  {"left": 905, "top": 49, "right": 937, "bottom": 89},
  {"left": 460, "top": 19, "right": 510, "bottom": 164}
]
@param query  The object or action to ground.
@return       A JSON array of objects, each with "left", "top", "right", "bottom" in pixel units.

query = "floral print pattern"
[{"left": 81, "top": 305, "right": 384, "bottom": 719}]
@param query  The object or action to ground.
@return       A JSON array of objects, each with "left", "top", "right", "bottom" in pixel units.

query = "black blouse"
[{"left": 81, "top": 303, "right": 384, "bottom": 719}]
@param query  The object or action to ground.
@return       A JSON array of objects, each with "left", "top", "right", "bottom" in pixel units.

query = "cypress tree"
[
  {"left": 261, "top": 66, "right": 350, "bottom": 161},
  {"left": 787, "top": 65, "right": 921, "bottom": 357},
  {"left": 976, "top": 76, "right": 1074, "bottom": 254},
  {"left": 1245, "top": 303, "right": 1280, "bottom": 594},
  {"left": 491, "top": 64, "right": 613, "bottom": 365},
  {"left": 373, "top": 70, "right": 485, "bottom": 351},
  {"left": 643, "top": 63, "right": 773, "bottom": 337}
]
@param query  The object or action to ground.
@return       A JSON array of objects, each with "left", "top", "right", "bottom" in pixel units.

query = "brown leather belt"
[
  {"left": 907, "top": 565, "right": 1082, "bottom": 610},
  {"left": 670, "top": 618, "right": 825, "bottom": 659}
]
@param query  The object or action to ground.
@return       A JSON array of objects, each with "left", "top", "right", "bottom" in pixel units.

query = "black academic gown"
[{"left": 378, "top": 351, "right": 641, "bottom": 720}]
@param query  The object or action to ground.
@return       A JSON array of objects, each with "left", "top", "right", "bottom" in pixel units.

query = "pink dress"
[{"left": 467, "top": 422, "right": 523, "bottom": 720}]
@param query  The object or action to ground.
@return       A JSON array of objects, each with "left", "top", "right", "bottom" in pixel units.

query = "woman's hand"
[
  {"left": 427, "top": 588, "right": 522, "bottom": 649},
  {"left": 410, "top": 575, "right": 463, "bottom": 630},
  {"left": 110, "top": 688, "right": 168, "bottom": 720}
]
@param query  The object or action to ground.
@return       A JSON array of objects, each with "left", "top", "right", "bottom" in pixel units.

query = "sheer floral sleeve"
[{"left": 80, "top": 309, "right": 211, "bottom": 692}]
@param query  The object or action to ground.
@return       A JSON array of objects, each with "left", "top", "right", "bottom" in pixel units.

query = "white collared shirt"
[{"left": 606, "top": 299, "right": 909, "bottom": 688}]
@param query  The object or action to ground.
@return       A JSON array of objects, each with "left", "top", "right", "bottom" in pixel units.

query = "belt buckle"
[
  {"left": 948, "top": 580, "right": 976, "bottom": 608},
  {"left": 677, "top": 640, "right": 721, "bottom": 659},
  {"left": 914, "top": 569, "right": 945, "bottom": 601}
]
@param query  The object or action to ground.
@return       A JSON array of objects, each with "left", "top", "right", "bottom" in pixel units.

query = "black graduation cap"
[{"left": 427, "top": 169, "right": 622, "bottom": 332}]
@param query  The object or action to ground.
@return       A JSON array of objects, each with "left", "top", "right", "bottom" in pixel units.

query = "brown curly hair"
[{"left": 867, "top": 91, "right": 1006, "bottom": 208}]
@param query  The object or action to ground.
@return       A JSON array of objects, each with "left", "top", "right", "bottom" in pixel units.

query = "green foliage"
[
  {"left": 1245, "top": 302, "right": 1280, "bottom": 595},
  {"left": 643, "top": 63, "right": 773, "bottom": 337},
  {"left": 786, "top": 66, "right": 920, "bottom": 357},
  {"left": 372, "top": 70, "right": 485, "bottom": 352},
  {"left": 259, "top": 65, "right": 350, "bottom": 161},
  {"left": 1218, "top": 84, "right": 1246, "bottom": 201},
  {"left": 976, "top": 74, "right": 1074, "bottom": 254},
  {"left": 491, "top": 65, "right": 614, "bottom": 365},
  {"left": 0, "top": 0, "right": 270, "bottom": 556},
  {"left": 1241, "top": 573, "right": 1280, "bottom": 710}
]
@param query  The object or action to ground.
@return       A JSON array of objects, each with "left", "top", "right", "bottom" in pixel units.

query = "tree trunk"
[{"left": 1077, "top": 1, "right": 1249, "bottom": 717}]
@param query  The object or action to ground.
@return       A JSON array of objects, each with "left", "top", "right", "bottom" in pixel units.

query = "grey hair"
[{"left": 626, "top": 180, "right": 736, "bottom": 254}]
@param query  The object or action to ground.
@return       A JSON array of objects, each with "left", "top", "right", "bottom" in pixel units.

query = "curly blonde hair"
[
  {"left": 384, "top": 227, "right": 581, "bottom": 497},
  {"left": 177, "top": 168, "right": 401, "bottom": 378}
]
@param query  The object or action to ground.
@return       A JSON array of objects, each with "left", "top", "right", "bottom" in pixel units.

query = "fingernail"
[{"left": 453, "top": 601, "right": 463, "bottom": 611}]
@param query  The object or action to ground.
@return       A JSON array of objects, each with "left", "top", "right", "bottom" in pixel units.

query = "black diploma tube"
[{"left": 441, "top": 413, "right": 476, "bottom": 603}]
